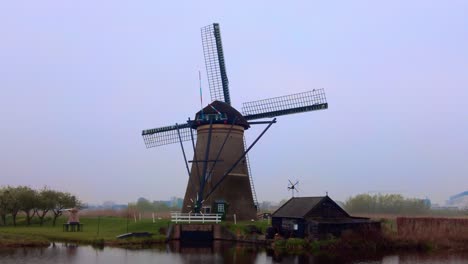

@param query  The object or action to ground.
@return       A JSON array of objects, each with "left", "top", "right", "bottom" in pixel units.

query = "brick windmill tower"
[{"left": 142, "top": 23, "right": 328, "bottom": 220}]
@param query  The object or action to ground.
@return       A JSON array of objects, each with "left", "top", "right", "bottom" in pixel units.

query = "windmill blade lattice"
[
  {"left": 242, "top": 89, "right": 328, "bottom": 120},
  {"left": 201, "top": 23, "right": 230, "bottom": 105},
  {"left": 142, "top": 123, "right": 196, "bottom": 148}
]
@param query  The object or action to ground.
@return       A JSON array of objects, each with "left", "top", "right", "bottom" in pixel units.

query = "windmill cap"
[{"left": 192, "top": 101, "right": 250, "bottom": 129}]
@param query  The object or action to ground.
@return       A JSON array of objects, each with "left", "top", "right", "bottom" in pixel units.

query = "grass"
[
  {"left": 222, "top": 219, "right": 270, "bottom": 238},
  {"left": 269, "top": 216, "right": 468, "bottom": 255},
  {"left": 0, "top": 216, "right": 170, "bottom": 247},
  {"left": 5, "top": 214, "right": 466, "bottom": 253},
  {"left": 0, "top": 216, "right": 272, "bottom": 247},
  {"left": 0, "top": 233, "right": 50, "bottom": 247}
]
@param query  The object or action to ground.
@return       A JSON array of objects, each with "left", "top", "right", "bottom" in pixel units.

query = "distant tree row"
[
  {"left": 0, "top": 186, "right": 81, "bottom": 226},
  {"left": 344, "top": 193, "right": 430, "bottom": 215},
  {"left": 131, "top": 197, "right": 182, "bottom": 212}
]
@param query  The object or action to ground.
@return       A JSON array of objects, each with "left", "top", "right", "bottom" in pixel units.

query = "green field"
[
  {"left": 0, "top": 216, "right": 272, "bottom": 247},
  {"left": 0, "top": 216, "right": 170, "bottom": 246}
]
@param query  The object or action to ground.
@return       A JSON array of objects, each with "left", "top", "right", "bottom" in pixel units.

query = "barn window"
[
  {"left": 281, "top": 219, "right": 297, "bottom": 230},
  {"left": 217, "top": 204, "right": 225, "bottom": 213}
]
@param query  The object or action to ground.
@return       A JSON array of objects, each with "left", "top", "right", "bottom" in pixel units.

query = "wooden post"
[
  {"left": 126, "top": 204, "right": 129, "bottom": 233},
  {"left": 234, "top": 214, "right": 237, "bottom": 225},
  {"left": 97, "top": 216, "right": 101, "bottom": 237},
  {"left": 152, "top": 213, "right": 155, "bottom": 223}
]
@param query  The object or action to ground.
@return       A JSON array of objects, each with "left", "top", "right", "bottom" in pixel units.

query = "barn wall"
[
  {"left": 272, "top": 217, "right": 307, "bottom": 238},
  {"left": 316, "top": 222, "right": 381, "bottom": 239}
]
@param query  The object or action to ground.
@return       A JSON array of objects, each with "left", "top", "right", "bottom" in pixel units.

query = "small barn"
[{"left": 271, "top": 196, "right": 380, "bottom": 239}]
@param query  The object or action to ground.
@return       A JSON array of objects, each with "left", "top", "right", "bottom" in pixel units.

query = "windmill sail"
[
  {"left": 142, "top": 123, "right": 196, "bottom": 148},
  {"left": 201, "top": 23, "right": 231, "bottom": 105},
  {"left": 242, "top": 89, "right": 328, "bottom": 120}
]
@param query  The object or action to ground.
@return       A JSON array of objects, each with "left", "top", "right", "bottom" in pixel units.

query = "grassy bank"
[
  {"left": 222, "top": 220, "right": 270, "bottom": 238},
  {"left": 272, "top": 217, "right": 468, "bottom": 254},
  {"left": 3, "top": 215, "right": 466, "bottom": 253},
  {"left": 272, "top": 234, "right": 451, "bottom": 256},
  {"left": 0, "top": 216, "right": 271, "bottom": 248},
  {"left": 0, "top": 233, "right": 50, "bottom": 247},
  {"left": 0, "top": 216, "right": 169, "bottom": 247}
]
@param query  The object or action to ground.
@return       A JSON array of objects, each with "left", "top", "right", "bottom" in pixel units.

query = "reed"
[{"left": 397, "top": 217, "right": 468, "bottom": 244}]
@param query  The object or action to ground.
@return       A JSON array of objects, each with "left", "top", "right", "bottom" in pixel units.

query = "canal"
[{"left": 0, "top": 242, "right": 467, "bottom": 264}]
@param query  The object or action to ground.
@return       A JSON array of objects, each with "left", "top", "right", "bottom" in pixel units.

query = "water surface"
[{"left": 0, "top": 242, "right": 466, "bottom": 264}]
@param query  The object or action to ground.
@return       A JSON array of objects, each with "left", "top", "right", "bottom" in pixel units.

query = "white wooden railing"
[{"left": 170, "top": 212, "right": 222, "bottom": 223}]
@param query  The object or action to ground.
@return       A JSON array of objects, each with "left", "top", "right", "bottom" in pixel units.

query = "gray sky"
[{"left": 1, "top": 1, "right": 466, "bottom": 205}]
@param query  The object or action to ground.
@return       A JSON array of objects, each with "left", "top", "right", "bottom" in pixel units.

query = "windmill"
[
  {"left": 141, "top": 23, "right": 328, "bottom": 220},
  {"left": 287, "top": 180, "right": 300, "bottom": 198}
]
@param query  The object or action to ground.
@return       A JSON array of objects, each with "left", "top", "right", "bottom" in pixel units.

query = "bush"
[
  {"left": 286, "top": 238, "right": 307, "bottom": 250},
  {"left": 344, "top": 194, "right": 430, "bottom": 215}
]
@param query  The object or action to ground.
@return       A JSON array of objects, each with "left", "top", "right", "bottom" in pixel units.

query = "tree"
[
  {"left": 278, "top": 198, "right": 289, "bottom": 207},
  {"left": 152, "top": 201, "right": 169, "bottom": 212},
  {"left": 344, "top": 193, "right": 430, "bottom": 215},
  {"left": 344, "top": 194, "right": 375, "bottom": 214},
  {"left": 36, "top": 187, "right": 57, "bottom": 226},
  {"left": 136, "top": 197, "right": 154, "bottom": 212},
  {"left": 51, "top": 191, "right": 80, "bottom": 226},
  {"left": 259, "top": 201, "right": 272, "bottom": 212},
  {"left": 5, "top": 186, "right": 21, "bottom": 226},
  {"left": 0, "top": 188, "right": 9, "bottom": 225},
  {"left": 17, "top": 186, "right": 38, "bottom": 225}
]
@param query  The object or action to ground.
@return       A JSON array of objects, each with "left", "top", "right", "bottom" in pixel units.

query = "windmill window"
[{"left": 217, "top": 204, "right": 225, "bottom": 212}]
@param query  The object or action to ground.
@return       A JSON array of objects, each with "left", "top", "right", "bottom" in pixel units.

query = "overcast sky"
[{"left": 0, "top": 1, "right": 466, "bottom": 205}]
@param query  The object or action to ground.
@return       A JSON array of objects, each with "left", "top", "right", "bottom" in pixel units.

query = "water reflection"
[
  {"left": 168, "top": 241, "right": 261, "bottom": 264},
  {"left": 0, "top": 242, "right": 467, "bottom": 264}
]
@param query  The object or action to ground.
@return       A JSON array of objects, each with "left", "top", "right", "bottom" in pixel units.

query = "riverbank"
[
  {"left": 271, "top": 217, "right": 468, "bottom": 254},
  {"left": 1, "top": 216, "right": 467, "bottom": 253},
  {"left": 0, "top": 233, "right": 50, "bottom": 247},
  {"left": 0, "top": 216, "right": 273, "bottom": 247},
  {"left": 0, "top": 216, "right": 168, "bottom": 248}
]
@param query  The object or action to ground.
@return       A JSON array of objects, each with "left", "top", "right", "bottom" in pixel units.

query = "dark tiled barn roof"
[
  {"left": 272, "top": 197, "right": 325, "bottom": 218},
  {"left": 193, "top": 100, "right": 250, "bottom": 129}
]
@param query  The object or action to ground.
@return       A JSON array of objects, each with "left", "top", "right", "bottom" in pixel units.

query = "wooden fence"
[{"left": 170, "top": 212, "right": 222, "bottom": 224}]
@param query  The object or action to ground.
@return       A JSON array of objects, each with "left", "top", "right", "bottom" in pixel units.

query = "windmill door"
[{"left": 202, "top": 206, "right": 212, "bottom": 214}]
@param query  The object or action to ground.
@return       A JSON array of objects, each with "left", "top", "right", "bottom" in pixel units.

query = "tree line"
[
  {"left": 344, "top": 193, "right": 430, "bottom": 215},
  {"left": 131, "top": 197, "right": 182, "bottom": 212},
  {"left": 0, "top": 186, "right": 81, "bottom": 226}
]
